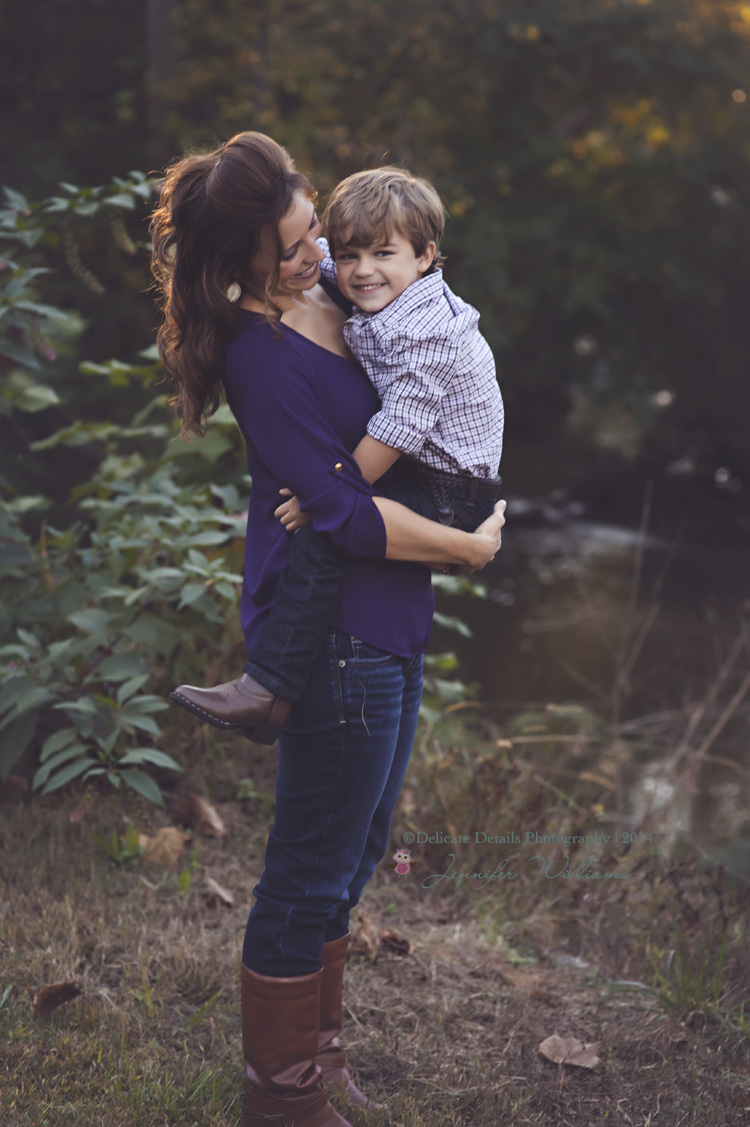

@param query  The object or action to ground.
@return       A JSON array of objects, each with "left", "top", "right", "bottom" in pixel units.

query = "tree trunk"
[{"left": 147, "top": 0, "right": 178, "bottom": 170}]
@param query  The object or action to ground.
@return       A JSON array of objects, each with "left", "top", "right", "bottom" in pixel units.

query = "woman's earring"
[{"left": 227, "top": 282, "right": 241, "bottom": 303}]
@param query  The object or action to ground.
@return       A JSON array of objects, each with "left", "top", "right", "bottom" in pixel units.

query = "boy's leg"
[
  {"left": 377, "top": 475, "right": 499, "bottom": 533},
  {"left": 169, "top": 522, "right": 348, "bottom": 739},
  {"left": 244, "top": 522, "right": 349, "bottom": 702}
]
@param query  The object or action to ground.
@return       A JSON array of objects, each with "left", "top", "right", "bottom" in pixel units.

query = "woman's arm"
[
  {"left": 276, "top": 490, "right": 505, "bottom": 569},
  {"left": 374, "top": 497, "right": 505, "bottom": 569}
]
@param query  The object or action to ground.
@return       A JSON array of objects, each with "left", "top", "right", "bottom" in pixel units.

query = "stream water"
[{"left": 434, "top": 497, "right": 750, "bottom": 875}]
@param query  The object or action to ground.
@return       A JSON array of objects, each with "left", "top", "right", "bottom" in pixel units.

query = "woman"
[{"left": 151, "top": 132, "right": 505, "bottom": 1127}]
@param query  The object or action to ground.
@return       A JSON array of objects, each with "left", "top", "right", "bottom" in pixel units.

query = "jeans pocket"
[{"left": 346, "top": 635, "right": 398, "bottom": 665}]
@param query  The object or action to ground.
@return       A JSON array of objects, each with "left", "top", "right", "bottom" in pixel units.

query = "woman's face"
[{"left": 254, "top": 190, "right": 324, "bottom": 302}]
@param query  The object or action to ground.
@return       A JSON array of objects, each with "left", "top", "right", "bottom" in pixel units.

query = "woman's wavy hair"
[{"left": 150, "top": 132, "right": 315, "bottom": 437}]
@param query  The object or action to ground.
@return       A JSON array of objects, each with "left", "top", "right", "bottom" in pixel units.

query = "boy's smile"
[{"left": 334, "top": 231, "right": 436, "bottom": 313}]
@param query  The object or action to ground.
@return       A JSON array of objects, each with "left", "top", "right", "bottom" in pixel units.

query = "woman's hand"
[
  {"left": 456, "top": 499, "right": 506, "bottom": 574},
  {"left": 274, "top": 488, "right": 311, "bottom": 533}
]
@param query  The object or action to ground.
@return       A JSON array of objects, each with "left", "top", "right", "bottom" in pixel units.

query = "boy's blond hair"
[{"left": 322, "top": 166, "right": 446, "bottom": 268}]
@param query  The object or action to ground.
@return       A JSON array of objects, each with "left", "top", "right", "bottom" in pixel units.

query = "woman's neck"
[{"left": 239, "top": 290, "right": 303, "bottom": 317}]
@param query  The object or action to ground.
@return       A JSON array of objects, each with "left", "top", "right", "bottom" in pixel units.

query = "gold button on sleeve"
[{"left": 334, "top": 462, "right": 343, "bottom": 471}]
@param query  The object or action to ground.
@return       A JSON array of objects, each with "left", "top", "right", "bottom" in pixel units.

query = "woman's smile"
[{"left": 294, "top": 261, "right": 320, "bottom": 279}]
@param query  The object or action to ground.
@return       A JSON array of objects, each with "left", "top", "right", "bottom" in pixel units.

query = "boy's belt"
[{"left": 395, "top": 459, "right": 502, "bottom": 503}]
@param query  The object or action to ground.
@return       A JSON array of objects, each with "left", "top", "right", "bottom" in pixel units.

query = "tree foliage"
[
  {"left": 4, "top": 0, "right": 749, "bottom": 482},
  {"left": 0, "top": 183, "right": 249, "bottom": 798}
]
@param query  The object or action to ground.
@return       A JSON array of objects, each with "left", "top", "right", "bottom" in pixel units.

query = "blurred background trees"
[{"left": 3, "top": 0, "right": 750, "bottom": 519}]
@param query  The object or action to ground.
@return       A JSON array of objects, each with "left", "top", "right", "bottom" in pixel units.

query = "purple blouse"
[{"left": 223, "top": 295, "right": 435, "bottom": 659}]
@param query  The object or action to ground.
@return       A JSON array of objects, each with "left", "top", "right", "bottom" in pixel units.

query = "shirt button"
[
  {"left": 338, "top": 660, "right": 346, "bottom": 668},
  {"left": 334, "top": 462, "right": 343, "bottom": 471}
]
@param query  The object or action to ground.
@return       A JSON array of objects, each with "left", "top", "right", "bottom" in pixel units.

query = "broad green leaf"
[
  {"left": 33, "top": 744, "right": 90, "bottom": 787},
  {"left": 41, "top": 756, "right": 97, "bottom": 794},
  {"left": 102, "top": 193, "right": 135, "bottom": 209},
  {"left": 178, "top": 582, "right": 207, "bottom": 608},
  {"left": 215, "top": 581, "right": 238, "bottom": 601},
  {"left": 17, "top": 629, "right": 40, "bottom": 648},
  {"left": 123, "top": 615, "right": 182, "bottom": 656},
  {"left": 120, "top": 768, "right": 164, "bottom": 805},
  {"left": 117, "top": 749, "right": 181, "bottom": 772},
  {"left": 116, "top": 675, "right": 151, "bottom": 705},
  {"left": 4, "top": 187, "right": 28, "bottom": 210},
  {"left": 40, "top": 727, "right": 79, "bottom": 761},
  {"left": 0, "top": 686, "right": 56, "bottom": 728},
  {"left": 53, "top": 697, "right": 99, "bottom": 716},
  {"left": 189, "top": 530, "right": 231, "bottom": 546},
  {"left": 431, "top": 611, "right": 474, "bottom": 638},
  {"left": 68, "top": 607, "right": 113, "bottom": 634},
  {"left": 117, "top": 711, "right": 160, "bottom": 736},
  {"left": 3, "top": 495, "right": 50, "bottom": 513},
  {"left": 119, "top": 695, "right": 167, "bottom": 714},
  {"left": 94, "top": 654, "right": 145, "bottom": 682}
]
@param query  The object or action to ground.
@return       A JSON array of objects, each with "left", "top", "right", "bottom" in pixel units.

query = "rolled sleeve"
[{"left": 366, "top": 410, "right": 428, "bottom": 456}]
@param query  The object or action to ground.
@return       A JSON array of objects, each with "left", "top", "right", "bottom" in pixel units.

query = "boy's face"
[{"left": 333, "top": 231, "right": 436, "bottom": 313}]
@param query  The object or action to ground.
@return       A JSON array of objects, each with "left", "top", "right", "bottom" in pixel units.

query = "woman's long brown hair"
[{"left": 150, "top": 132, "right": 314, "bottom": 437}]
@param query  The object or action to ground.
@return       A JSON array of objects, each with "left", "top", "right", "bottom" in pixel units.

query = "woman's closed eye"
[{"left": 282, "top": 214, "right": 320, "bottom": 261}]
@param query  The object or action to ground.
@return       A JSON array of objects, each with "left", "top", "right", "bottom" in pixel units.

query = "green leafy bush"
[
  {"left": 0, "top": 179, "right": 249, "bottom": 802},
  {"left": 0, "top": 398, "right": 249, "bottom": 800}
]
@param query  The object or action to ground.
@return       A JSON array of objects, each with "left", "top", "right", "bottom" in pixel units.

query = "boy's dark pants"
[{"left": 244, "top": 464, "right": 501, "bottom": 702}]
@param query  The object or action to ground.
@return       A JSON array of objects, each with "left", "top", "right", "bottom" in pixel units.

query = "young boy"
[{"left": 170, "top": 167, "right": 504, "bottom": 741}]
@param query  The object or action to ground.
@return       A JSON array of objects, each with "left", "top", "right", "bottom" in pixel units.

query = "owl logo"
[{"left": 388, "top": 848, "right": 417, "bottom": 876}]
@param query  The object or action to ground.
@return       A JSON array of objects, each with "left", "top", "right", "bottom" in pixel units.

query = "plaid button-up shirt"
[{"left": 320, "top": 242, "right": 504, "bottom": 478}]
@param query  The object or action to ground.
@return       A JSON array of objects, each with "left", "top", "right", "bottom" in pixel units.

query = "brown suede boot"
[
  {"left": 169, "top": 674, "right": 292, "bottom": 744},
  {"left": 240, "top": 962, "right": 353, "bottom": 1127},
  {"left": 318, "top": 934, "right": 385, "bottom": 1112}
]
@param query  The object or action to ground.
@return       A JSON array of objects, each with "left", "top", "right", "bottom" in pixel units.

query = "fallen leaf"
[
  {"left": 140, "top": 826, "right": 190, "bottom": 868},
  {"left": 379, "top": 928, "right": 410, "bottom": 956},
  {"left": 27, "top": 980, "right": 82, "bottom": 1017},
  {"left": 530, "top": 989, "right": 558, "bottom": 1006},
  {"left": 350, "top": 911, "right": 380, "bottom": 963},
  {"left": 177, "top": 793, "right": 226, "bottom": 838},
  {"left": 204, "top": 875, "right": 234, "bottom": 908},
  {"left": 539, "top": 1033, "right": 600, "bottom": 1069}
]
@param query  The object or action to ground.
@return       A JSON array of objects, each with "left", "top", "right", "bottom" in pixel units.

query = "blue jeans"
[
  {"left": 245, "top": 472, "right": 499, "bottom": 701},
  {"left": 242, "top": 630, "right": 424, "bottom": 976}
]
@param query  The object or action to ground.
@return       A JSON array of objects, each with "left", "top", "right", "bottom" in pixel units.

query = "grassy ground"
[{"left": 2, "top": 707, "right": 750, "bottom": 1127}]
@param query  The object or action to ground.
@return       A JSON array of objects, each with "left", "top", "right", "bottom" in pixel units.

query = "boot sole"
[{"left": 168, "top": 691, "right": 284, "bottom": 745}]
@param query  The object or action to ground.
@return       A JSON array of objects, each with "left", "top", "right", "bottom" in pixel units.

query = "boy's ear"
[{"left": 416, "top": 241, "right": 437, "bottom": 276}]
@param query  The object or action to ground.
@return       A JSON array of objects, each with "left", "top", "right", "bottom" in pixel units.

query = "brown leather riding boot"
[
  {"left": 240, "top": 962, "right": 353, "bottom": 1127},
  {"left": 169, "top": 674, "right": 292, "bottom": 744},
  {"left": 318, "top": 934, "right": 384, "bottom": 1112}
]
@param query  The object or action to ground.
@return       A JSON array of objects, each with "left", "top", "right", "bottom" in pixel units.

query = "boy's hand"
[{"left": 274, "top": 488, "right": 311, "bottom": 533}]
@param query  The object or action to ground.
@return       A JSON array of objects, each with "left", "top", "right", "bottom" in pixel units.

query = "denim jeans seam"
[
  {"left": 331, "top": 632, "right": 346, "bottom": 724},
  {"left": 293, "top": 724, "right": 349, "bottom": 921}
]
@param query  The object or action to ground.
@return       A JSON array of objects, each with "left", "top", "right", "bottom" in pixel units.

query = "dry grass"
[{"left": 2, "top": 714, "right": 750, "bottom": 1127}]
